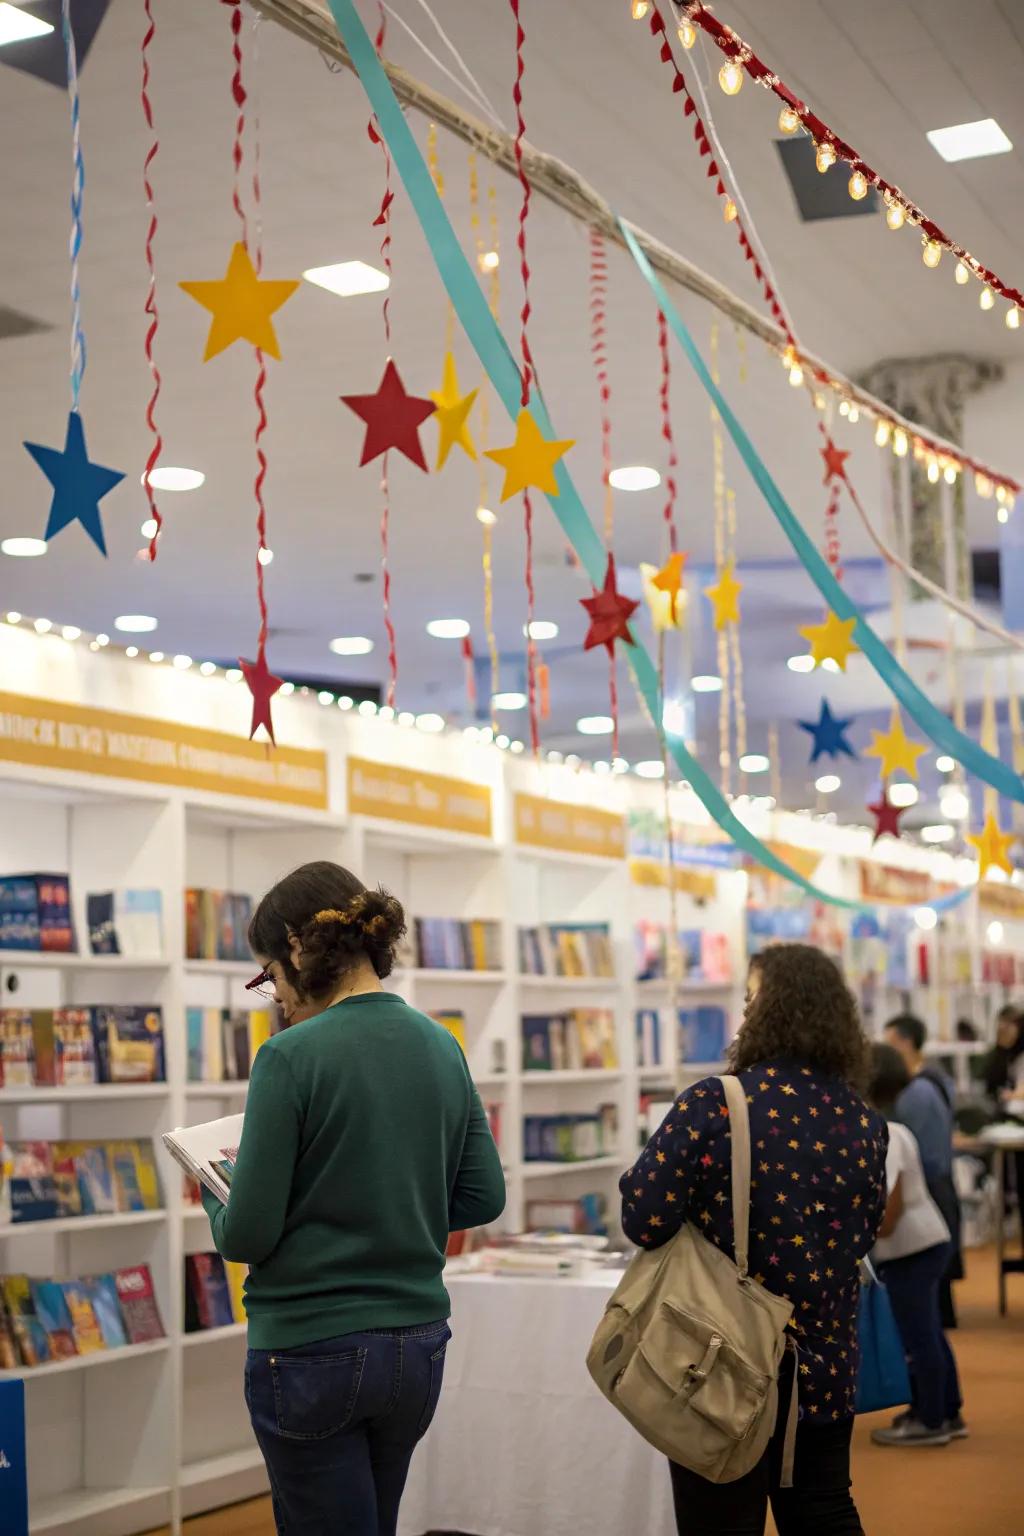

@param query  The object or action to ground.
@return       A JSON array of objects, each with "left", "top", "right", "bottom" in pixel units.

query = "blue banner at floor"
[{"left": 0, "top": 1379, "right": 28, "bottom": 1535}]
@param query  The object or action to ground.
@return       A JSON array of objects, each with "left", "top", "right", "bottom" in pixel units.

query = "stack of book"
[
  {"left": 634, "top": 922, "right": 732, "bottom": 983},
  {"left": 184, "top": 1252, "right": 247, "bottom": 1332},
  {"left": 186, "top": 1008, "right": 276, "bottom": 1083},
  {"left": 521, "top": 1010, "right": 618, "bottom": 1072},
  {"left": 86, "top": 890, "right": 163, "bottom": 957},
  {"left": 0, "top": 1264, "right": 165, "bottom": 1368},
  {"left": 634, "top": 1005, "right": 728, "bottom": 1068},
  {"left": 0, "top": 1006, "right": 166, "bottom": 1088},
  {"left": 0, "top": 874, "right": 74, "bottom": 953},
  {"left": 517, "top": 923, "right": 615, "bottom": 979},
  {"left": 522, "top": 1103, "right": 618, "bottom": 1163},
  {"left": 0, "top": 1138, "right": 161, "bottom": 1224},
  {"left": 414, "top": 918, "right": 502, "bottom": 971},
  {"left": 525, "top": 1193, "right": 607, "bottom": 1235},
  {"left": 184, "top": 889, "right": 254, "bottom": 962}
]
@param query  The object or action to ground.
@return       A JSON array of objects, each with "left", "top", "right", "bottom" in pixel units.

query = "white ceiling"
[{"left": 1, "top": 0, "right": 1023, "bottom": 826}]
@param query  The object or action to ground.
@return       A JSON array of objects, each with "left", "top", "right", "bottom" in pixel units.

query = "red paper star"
[
  {"left": 581, "top": 553, "right": 639, "bottom": 655},
  {"left": 821, "top": 438, "right": 850, "bottom": 485},
  {"left": 240, "top": 648, "right": 283, "bottom": 745},
  {"left": 867, "top": 791, "right": 905, "bottom": 844},
  {"left": 341, "top": 359, "right": 436, "bottom": 472}
]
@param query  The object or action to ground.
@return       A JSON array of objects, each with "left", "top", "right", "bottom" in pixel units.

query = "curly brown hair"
[{"left": 729, "top": 943, "right": 869, "bottom": 1089}]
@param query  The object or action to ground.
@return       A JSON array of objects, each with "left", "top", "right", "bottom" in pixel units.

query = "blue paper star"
[
  {"left": 798, "top": 699, "right": 857, "bottom": 763},
  {"left": 24, "top": 411, "right": 124, "bottom": 557}
]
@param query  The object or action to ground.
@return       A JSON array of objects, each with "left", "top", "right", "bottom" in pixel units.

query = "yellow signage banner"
[
  {"left": 514, "top": 792, "right": 625, "bottom": 860},
  {"left": 629, "top": 858, "right": 717, "bottom": 900},
  {"left": 0, "top": 689, "right": 328, "bottom": 809},
  {"left": 979, "top": 882, "right": 1024, "bottom": 919},
  {"left": 348, "top": 755, "right": 493, "bottom": 837}
]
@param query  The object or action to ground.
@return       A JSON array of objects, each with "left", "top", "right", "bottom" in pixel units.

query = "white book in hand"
[{"left": 163, "top": 1113, "right": 244, "bottom": 1204}]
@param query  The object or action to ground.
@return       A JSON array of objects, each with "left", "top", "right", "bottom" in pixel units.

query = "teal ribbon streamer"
[
  {"left": 619, "top": 222, "right": 1024, "bottom": 808},
  {"left": 325, "top": 0, "right": 971, "bottom": 916}
]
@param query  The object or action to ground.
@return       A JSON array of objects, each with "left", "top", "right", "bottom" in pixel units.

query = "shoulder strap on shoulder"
[{"left": 718, "top": 1075, "right": 751, "bottom": 1277}]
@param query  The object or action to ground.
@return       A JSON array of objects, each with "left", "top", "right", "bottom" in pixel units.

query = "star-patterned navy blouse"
[{"left": 621, "top": 1059, "right": 888, "bottom": 1420}]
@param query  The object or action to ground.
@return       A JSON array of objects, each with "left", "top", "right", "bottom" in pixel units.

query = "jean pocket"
[
  {"left": 270, "top": 1348, "right": 367, "bottom": 1441},
  {"left": 417, "top": 1327, "right": 451, "bottom": 1438}
]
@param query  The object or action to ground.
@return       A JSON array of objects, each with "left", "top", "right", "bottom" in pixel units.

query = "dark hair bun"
[{"left": 296, "top": 885, "right": 406, "bottom": 994}]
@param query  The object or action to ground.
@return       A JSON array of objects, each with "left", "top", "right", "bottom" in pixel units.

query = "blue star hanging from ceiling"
[
  {"left": 24, "top": 411, "right": 124, "bottom": 556},
  {"left": 798, "top": 698, "right": 857, "bottom": 763}
]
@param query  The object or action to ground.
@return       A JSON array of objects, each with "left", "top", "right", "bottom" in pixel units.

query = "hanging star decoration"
[
  {"left": 798, "top": 699, "right": 857, "bottom": 764},
  {"left": 239, "top": 649, "right": 283, "bottom": 746},
  {"left": 967, "top": 812, "right": 1014, "bottom": 880},
  {"left": 341, "top": 359, "right": 437, "bottom": 471},
  {"left": 581, "top": 553, "right": 639, "bottom": 655},
  {"left": 864, "top": 708, "right": 928, "bottom": 780},
  {"left": 799, "top": 610, "right": 859, "bottom": 671},
  {"left": 23, "top": 411, "right": 125, "bottom": 557},
  {"left": 821, "top": 437, "right": 850, "bottom": 485},
  {"left": 430, "top": 352, "right": 478, "bottom": 469},
  {"left": 868, "top": 790, "right": 905, "bottom": 844},
  {"left": 485, "top": 410, "right": 574, "bottom": 501},
  {"left": 641, "top": 554, "right": 688, "bottom": 633},
  {"left": 652, "top": 550, "right": 688, "bottom": 625},
  {"left": 179, "top": 243, "right": 299, "bottom": 362},
  {"left": 703, "top": 561, "right": 742, "bottom": 631}
]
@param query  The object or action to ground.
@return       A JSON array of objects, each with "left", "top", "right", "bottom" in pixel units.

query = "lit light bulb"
[
  {"left": 885, "top": 202, "right": 905, "bottom": 231},
  {"left": 723, "top": 198, "right": 738, "bottom": 223},
  {"left": 789, "top": 365, "right": 804, "bottom": 388},
  {"left": 778, "top": 105, "right": 799, "bottom": 135},
  {"left": 1007, "top": 306, "right": 1021, "bottom": 330},
  {"left": 893, "top": 428, "right": 909, "bottom": 458},
  {"left": 922, "top": 240, "right": 942, "bottom": 269},
  {"left": 814, "top": 392, "right": 827, "bottom": 411},
  {"left": 719, "top": 60, "right": 743, "bottom": 95},
  {"left": 848, "top": 405, "right": 860, "bottom": 424},
  {"left": 815, "top": 141, "right": 836, "bottom": 173},
  {"left": 955, "top": 261, "right": 970, "bottom": 285},
  {"left": 848, "top": 171, "right": 868, "bottom": 201},
  {"left": 997, "top": 485, "right": 1010, "bottom": 506},
  {"left": 477, "top": 250, "right": 499, "bottom": 274},
  {"left": 678, "top": 19, "right": 696, "bottom": 48},
  {"left": 944, "top": 464, "right": 958, "bottom": 484},
  {"left": 998, "top": 506, "right": 1009, "bottom": 524},
  {"left": 839, "top": 400, "right": 850, "bottom": 418},
  {"left": 783, "top": 344, "right": 798, "bottom": 371},
  {"left": 927, "top": 458, "right": 940, "bottom": 484},
  {"left": 630, "top": 0, "right": 649, "bottom": 19},
  {"left": 875, "top": 421, "right": 891, "bottom": 448},
  {"left": 980, "top": 286, "right": 995, "bottom": 310},
  {"left": 976, "top": 473, "right": 994, "bottom": 498}
]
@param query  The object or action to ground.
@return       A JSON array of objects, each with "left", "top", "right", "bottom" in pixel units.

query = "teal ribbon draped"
[{"left": 324, "top": 0, "right": 971, "bottom": 916}]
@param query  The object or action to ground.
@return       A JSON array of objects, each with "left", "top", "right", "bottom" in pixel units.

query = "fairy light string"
[
  {"left": 709, "top": 320, "right": 733, "bottom": 796},
  {"left": 368, "top": 3, "right": 398, "bottom": 707},
  {"left": 61, "top": 0, "right": 86, "bottom": 414},
  {"left": 469, "top": 147, "right": 501, "bottom": 732},
  {"left": 140, "top": 0, "right": 164, "bottom": 560},
  {"left": 588, "top": 227, "right": 623, "bottom": 754},
  {"left": 725, "top": 484, "right": 747, "bottom": 777}
]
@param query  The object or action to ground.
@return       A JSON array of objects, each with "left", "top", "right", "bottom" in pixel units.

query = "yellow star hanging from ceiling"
[
  {"left": 967, "top": 812, "right": 1014, "bottom": 880},
  {"left": 430, "top": 352, "right": 478, "bottom": 469},
  {"left": 641, "top": 560, "right": 688, "bottom": 633},
  {"left": 651, "top": 550, "right": 688, "bottom": 627},
  {"left": 703, "top": 561, "right": 742, "bottom": 630},
  {"left": 864, "top": 708, "right": 928, "bottom": 780},
  {"left": 179, "top": 243, "right": 300, "bottom": 362},
  {"left": 799, "top": 610, "right": 859, "bottom": 671},
  {"left": 485, "top": 410, "right": 574, "bottom": 501}
]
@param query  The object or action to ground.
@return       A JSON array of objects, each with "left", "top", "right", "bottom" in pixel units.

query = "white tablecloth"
[{"left": 398, "top": 1271, "right": 677, "bottom": 1536}]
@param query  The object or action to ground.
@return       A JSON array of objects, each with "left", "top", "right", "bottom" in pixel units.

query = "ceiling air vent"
[
  {"left": 0, "top": 305, "right": 52, "bottom": 342},
  {"left": 775, "top": 135, "right": 880, "bottom": 223}
]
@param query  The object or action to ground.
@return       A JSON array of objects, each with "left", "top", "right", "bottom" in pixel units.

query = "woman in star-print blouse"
[{"left": 621, "top": 943, "right": 888, "bottom": 1536}]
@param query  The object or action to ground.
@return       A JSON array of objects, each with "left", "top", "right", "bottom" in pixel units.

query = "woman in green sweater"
[{"left": 201, "top": 860, "right": 506, "bottom": 1536}]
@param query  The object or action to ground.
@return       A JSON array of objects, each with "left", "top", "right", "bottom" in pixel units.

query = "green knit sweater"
[{"left": 201, "top": 991, "right": 506, "bottom": 1349}]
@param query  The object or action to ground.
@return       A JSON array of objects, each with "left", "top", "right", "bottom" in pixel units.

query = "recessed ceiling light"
[
  {"left": 496, "top": 734, "right": 510, "bottom": 750},
  {"left": 199, "top": 661, "right": 217, "bottom": 676},
  {"left": 280, "top": 681, "right": 295, "bottom": 696},
  {"left": 577, "top": 715, "right": 614, "bottom": 735},
  {"left": 940, "top": 787, "right": 969, "bottom": 821},
  {"left": 329, "top": 636, "right": 374, "bottom": 656},
  {"left": 225, "top": 667, "right": 242, "bottom": 683},
  {"left": 1, "top": 537, "right": 46, "bottom": 558},
  {"left": 920, "top": 824, "right": 955, "bottom": 844},
  {"left": 821, "top": 657, "right": 840, "bottom": 674},
  {"left": 115, "top": 615, "right": 158, "bottom": 634},
  {"left": 398, "top": 711, "right": 415, "bottom": 727},
  {"left": 318, "top": 691, "right": 335, "bottom": 706},
  {"left": 987, "top": 919, "right": 1005, "bottom": 945},
  {"left": 609, "top": 465, "right": 661, "bottom": 492},
  {"left": 913, "top": 906, "right": 938, "bottom": 931},
  {"left": 173, "top": 654, "right": 193, "bottom": 670},
  {"left": 149, "top": 651, "right": 165, "bottom": 664},
  {"left": 143, "top": 466, "right": 205, "bottom": 492},
  {"left": 525, "top": 620, "right": 559, "bottom": 640},
  {"left": 634, "top": 760, "right": 665, "bottom": 779},
  {"left": 33, "top": 618, "right": 52, "bottom": 635},
  {"left": 739, "top": 752, "right": 771, "bottom": 774},
  {"left": 61, "top": 625, "right": 81, "bottom": 642},
  {"left": 691, "top": 675, "right": 723, "bottom": 693},
  {"left": 510, "top": 740, "right": 524, "bottom": 754},
  {"left": 612, "top": 758, "right": 630, "bottom": 774},
  {"left": 815, "top": 774, "right": 841, "bottom": 794},
  {"left": 594, "top": 760, "right": 611, "bottom": 774},
  {"left": 303, "top": 260, "right": 390, "bottom": 297},
  {"left": 426, "top": 618, "right": 470, "bottom": 639},
  {"left": 0, "top": 5, "right": 54, "bottom": 46},
  {"left": 662, "top": 698, "right": 686, "bottom": 735},
  {"left": 337, "top": 696, "right": 354, "bottom": 710},
  {"left": 888, "top": 781, "right": 919, "bottom": 808},
  {"left": 125, "top": 646, "right": 139, "bottom": 659},
  {"left": 5, "top": 612, "right": 20, "bottom": 624},
  {"left": 358, "top": 699, "right": 377, "bottom": 716},
  {"left": 926, "top": 118, "right": 1012, "bottom": 164},
  {"left": 95, "top": 633, "right": 109, "bottom": 647},
  {"left": 140, "top": 519, "right": 159, "bottom": 540},
  {"left": 935, "top": 754, "right": 956, "bottom": 773},
  {"left": 787, "top": 654, "right": 815, "bottom": 673},
  {"left": 416, "top": 712, "right": 446, "bottom": 733},
  {"left": 493, "top": 691, "right": 527, "bottom": 710}
]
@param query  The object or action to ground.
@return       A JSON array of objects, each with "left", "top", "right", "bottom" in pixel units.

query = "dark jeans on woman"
[
  {"left": 879, "top": 1241, "right": 962, "bottom": 1430},
  {"left": 245, "top": 1321, "right": 451, "bottom": 1536},
  {"left": 669, "top": 1360, "right": 863, "bottom": 1535}
]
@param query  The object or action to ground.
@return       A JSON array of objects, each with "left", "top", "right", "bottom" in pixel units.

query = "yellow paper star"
[
  {"left": 179, "top": 243, "right": 299, "bottom": 361},
  {"left": 799, "top": 610, "right": 858, "bottom": 671},
  {"left": 430, "top": 352, "right": 478, "bottom": 469},
  {"left": 652, "top": 550, "right": 688, "bottom": 626},
  {"left": 703, "top": 561, "right": 742, "bottom": 630},
  {"left": 864, "top": 708, "right": 928, "bottom": 780},
  {"left": 485, "top": 411, "right": 574, "bottom": 501},
  {"left": 640, "top": 561, "right": 688, "bottom": 633},
  {"left": 967, "top": 813, "right": 1014, "bottom": 880}
]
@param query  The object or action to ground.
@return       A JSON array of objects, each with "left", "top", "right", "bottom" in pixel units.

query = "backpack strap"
[
  {"left": 718, "top": 1075, "right": 752, "bottom": 1278},
  {"left": 780, "top": 1340, "right": 799, "bottom": 1489}
]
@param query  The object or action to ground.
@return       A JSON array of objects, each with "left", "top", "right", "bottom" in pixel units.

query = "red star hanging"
[
  {"left": 341, "top": 359, "right": 436, "bottom": 472},
  {"left": 867, "top": 790, "right": 905, "bottom": 844},
  {"left": 581, "top": 553, "right": 639, "bottom": 656},
  {"left": 240, "top": 648, "right": 283, "bottom": 745},
  {"left": 821, "top": 438, "right": 850, "bottom": 485}
]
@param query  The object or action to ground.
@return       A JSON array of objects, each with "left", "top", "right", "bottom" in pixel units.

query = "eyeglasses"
[{"left": 246, "top": 969, "right": 277, "bottom": 1001}]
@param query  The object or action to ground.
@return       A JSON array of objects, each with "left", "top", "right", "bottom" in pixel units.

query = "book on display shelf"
[
  {"left": 163, "top": 1113, "right": 243, "bottom": 1204},
  {"left": 86, "top": 889, "right": 164, "bottom": 957},
  {"left": 414, "top": 917, "right": 503, "bottom": 972},
  {"left": 0, "top": 1005, "right": 165, "bottom": 1089},
  {"left": 430, "top": 1010, "right": 468, "bottom": 1054},
  {"left": 185, "top": 889, "right": 254, "bottom": 962},
  {"left": 526, "top": 1193, "right": 607, "bottom": 1235},
  {"left": 517, "top": 923, "right": 615, "bottom": 979},
  {"left": 521, "top": 1010, "right": 619, "bottom": 1072},
  {"left": 186, "top": 1007, "right": 276, "bottom": 1083},
  {"left": 0, "top": 1263, "right": 168, "bottom": 1361},
  {"left": 0, "top": 1137, "right": 162, "bottom": 1224},
  {"left": 61, "top": 1281, "right": 106, "bottom": 1354},
  {"left": 522, "top": 1103, "right": 618, "bottom": 1163},
  {"left": 634, "top": 923, "right": 732, "bottom": 984},
  {"left": 0, "top": 873, "right": 74, "bottom": 953},
  {"left": 184, "top": 1252, "right": 248, "bottom": 1332},
  {"left": 30, "top": 1280, "right": 77, "bottom": 1359},
  {"left": 114, "top": 1264, "right": 165, "bottom": 1345}
]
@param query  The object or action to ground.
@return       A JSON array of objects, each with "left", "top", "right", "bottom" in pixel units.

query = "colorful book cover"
[
  {"left": 92, "top": 1006, "right": 165, "bottom": 1084},
  {"left": 86, "top": 891, "right": 118, "bottom": 954},
  {"left": 115, "top": 1264, "right": 165, "bottom": 1343},
  {"left": 29, "top": 1011, "right": 57, "bottom": 1087},
  {"left": 1, "top": 1276, "right": 50, "bottom": 1367},
  {"left": 0, "top": 1011, "right": 34, "bottom": 1088},
  {"left": 131, "top": 1141, "right": 161, "bottom": 1211},
  {"left": 186, "top": 1252, "right": 234, "bottom": 1329},
  {"left": 83, "top": 1274, "right": 127, "bottom": 1349},
  {"left": 0, "top": 1299, "right": 18, "bottom": 1368},
  {"left": 75, "top": 1144, "right": 116, "bottom": 1216},
  {"left": 0, "top": 876, "right": 40, "bottom": 950},
  {"left": 36, "top": 874, "right": 75, "bottom": 953},
  {"left": 8, "top": 1141, "right": 58, "bottom": 1223},
  {"left": 184, "top": 888, "right": 201, "bottom": 960},
  {"left": 30, "top": 1279, "right": 77, "bottom": 1358},
  {"left": 110, "top": 1142, "right": 145, "bottom": 1213},
  {"left": 51, "top": 1142, "right": 83, "bottom": 1218},
  {"left": 61, "top": 1281, "right": 105, "bottom": 1354},
  {"left": 521, "top": 1015, "right": 552, "bottom": 1071},
  {"left": 248, "top": 1009, "right": 273, "bottom": 1063},
  {"left": 186, "top": 1007, "right": 204, "bottom": 1082},
  {"left": 53, "top": 1008, "right": 97, "bottom": 1086},
  {"left": 431, "top": 1010, "right": 467, "bottom": 1054},
  {"left": 224, "top": 1260, "right": 248, "bottom": 1324}
]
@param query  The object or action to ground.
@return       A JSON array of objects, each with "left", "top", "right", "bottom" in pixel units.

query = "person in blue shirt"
[{"left": 883, "top": 1014, "right": 961, "bottom": 1328}]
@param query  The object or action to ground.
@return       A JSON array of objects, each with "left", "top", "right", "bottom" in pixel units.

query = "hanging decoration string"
[
  {"left": 469, "top": 148, "right": 501, "bottom": 732},
  {"left": 589, "top": 227, "right": 622, "bottom": 754},
  {"left": 427, "top": 123, "right": 456, "bottom": 353},
  {"left": 660, "top": 645, "right": 683, "bottom": 1028},
  {"left": 248, "top": 16, "right": 272, "bottom": 673},
  {"left": 709, "top": 321, "right": 733, "bottom": 797},
  {"left": 725, "top": 484, "right": 747, "bottom": 776},
  {"left": 369, "top": 3, "right": 398, "bottom": 708},
  {"left": 657, "top": 309, "right": 679, "bottom": 553},
  {"left": 61, "top": 0, "right": 86, "bottom": 412},
  {"left": 141, "top": 0, "right": 164, "bottom": 560}
]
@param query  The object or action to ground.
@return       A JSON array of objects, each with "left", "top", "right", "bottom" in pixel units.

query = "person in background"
[
  {"left": 203, "top": 861, "right": 506, "bottom": 1536},
  {"left": 867, "top": 1044, "right": 965, "bottom": 1448},
  {"left": 883, "top": 1014, "right": 962, "bottom": 1327},
  {"left": 621, "top": 944, "right": 887, "bottom": 1536},
  {"left": 984, "top": 1004, "right": 1024, "bottom": 1250}
]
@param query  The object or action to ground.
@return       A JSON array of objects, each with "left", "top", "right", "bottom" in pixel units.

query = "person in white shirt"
[{"left": 867, "top": 1043, "right": 965, "bottom": 1449}]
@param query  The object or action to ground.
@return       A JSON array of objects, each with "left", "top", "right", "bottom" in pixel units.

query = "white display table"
[{"left": 398, "top": 1270, "right": 677, "bottom": 1536}]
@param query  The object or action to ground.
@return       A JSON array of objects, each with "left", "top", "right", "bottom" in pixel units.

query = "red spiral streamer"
[
  {"left": 589, "top": 227, "right": 622, "bottom": 754},
  {"left": 222, "top": 0, "right": 249, "bottom": 251},
  {"left": 368, "top": 5, "right": 398, "bottom": 709},
  {"left": 657, "top": 309, "right": 679, "bottom": 553},
  {"left": 141, "top": 0, "right": 163, "bottom": 562}
]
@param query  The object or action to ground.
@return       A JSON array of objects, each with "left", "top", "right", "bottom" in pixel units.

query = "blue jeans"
[
  {"left": 245, "top": 1321, "right": 451, "bottom": 1535},
  {"left": 879, "top": 1243, "right": 962, "bottom": 1430}
]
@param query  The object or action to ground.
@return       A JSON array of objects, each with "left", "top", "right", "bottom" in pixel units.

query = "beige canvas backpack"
[{"left": 587, "top": 1075, "right": 798, "bottom": 1485}]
